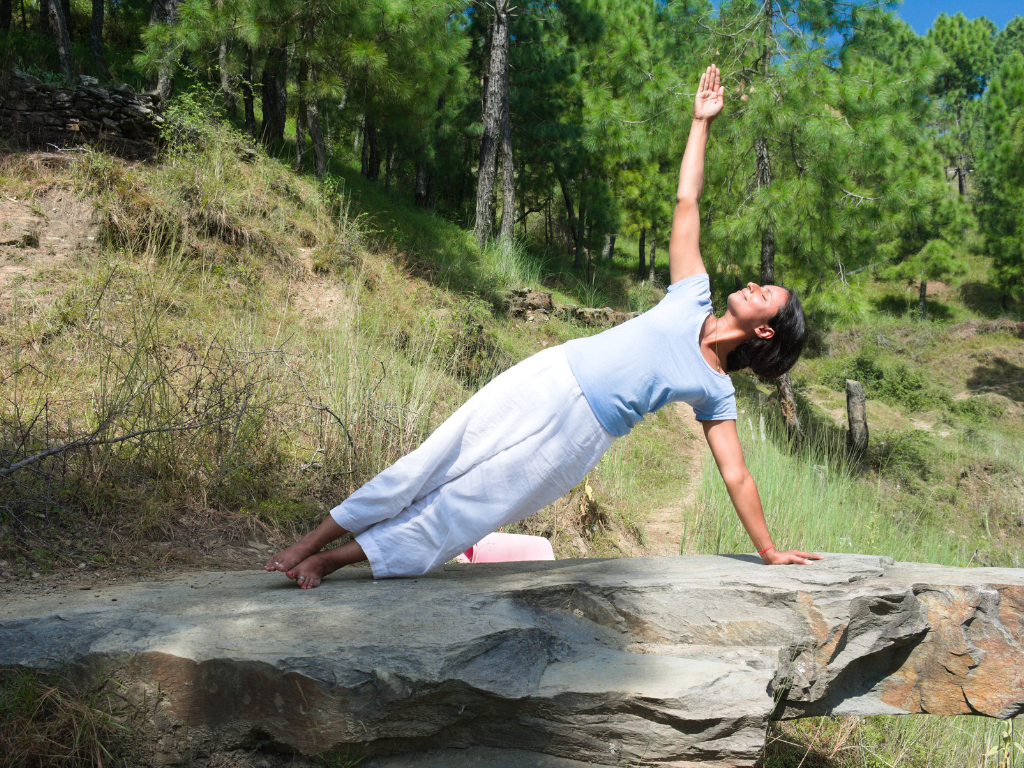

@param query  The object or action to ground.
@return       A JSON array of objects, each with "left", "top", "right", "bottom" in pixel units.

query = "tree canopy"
[{"left": 4, "top": 0, "right": 1021, "bottom": 315}]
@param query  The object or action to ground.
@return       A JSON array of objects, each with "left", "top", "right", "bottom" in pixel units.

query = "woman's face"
[{"left": 727, "top": 282, "right": 789, "bottom": 336}]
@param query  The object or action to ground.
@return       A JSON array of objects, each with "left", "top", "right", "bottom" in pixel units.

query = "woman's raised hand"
[
  {"left": 763, "top": 548, "right": 824, "bottom": 566},
  {"left": 694, "top": 64, "right": 725, "bottom": 122}
]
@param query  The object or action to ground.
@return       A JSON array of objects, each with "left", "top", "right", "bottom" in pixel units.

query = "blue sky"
[{"left": 894, "top": 0, "right": 1020, "bottom": 34}]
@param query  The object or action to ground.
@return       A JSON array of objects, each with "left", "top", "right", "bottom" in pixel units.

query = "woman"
[{"left": 267, "top": 64, "right": 822, "bottom": 588}]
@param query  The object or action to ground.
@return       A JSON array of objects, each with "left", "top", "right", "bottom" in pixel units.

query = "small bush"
[
  {"left": 823, "top": 352, "right": 948, "bottom": 413},
  {"left": 871, "top": 429, "right": 937, "bottom": 483}
]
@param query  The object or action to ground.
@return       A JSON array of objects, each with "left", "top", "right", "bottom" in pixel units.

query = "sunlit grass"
[{"left": 688, "top": 405, "right": 968, "bottom": 565}]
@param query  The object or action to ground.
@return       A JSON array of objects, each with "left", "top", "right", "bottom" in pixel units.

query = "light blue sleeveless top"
[{"left": 563, "top": 274, "right": 737, "bottom": 437}]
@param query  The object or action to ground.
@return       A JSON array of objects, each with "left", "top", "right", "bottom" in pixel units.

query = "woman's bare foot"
[
  {"left": 289, "top": 540, "right": 369, "bottom": 589},
  {"left": 264, "top": 515, "right": 349, "bottom": 575},
  {"left": 264, "top": 540, "right": 317, "bottom": 575},
  {"left": 291, "top": 553, "right": 331, "bottom": 589}
]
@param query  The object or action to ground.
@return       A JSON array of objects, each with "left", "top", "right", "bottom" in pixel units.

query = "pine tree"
[
  {"left": 696, "top": 0, "right": 946, "bottom": 430},
  {"left": 475, "top": 0, "right": 512, "bottom": 247},
  {"left": 48, "top": 0, "right": 73, "bottom": 83},
  {"left": 927, "top": 12, "right": 996, "bottom": 199},
  {"left": 89, "top": 0, "right": 112, "bottom": 81},
  {"left": 882, "top": 239, "right": 965, "bottom": 319},
  {"left": 976, "top": 50, "right": 1024, "bottom": 303},
  {"left": 994, "top": 16, "right": 1024, "bottom": 66}
]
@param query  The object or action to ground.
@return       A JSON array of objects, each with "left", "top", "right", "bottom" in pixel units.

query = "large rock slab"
[{"left": 2, "top": 555, "right": 1023, "bottom": 767}]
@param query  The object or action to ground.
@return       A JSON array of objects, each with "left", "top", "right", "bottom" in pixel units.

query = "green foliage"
[
  {"left": 828, "top": 352, "right": 937, "bottom": 412},
  {"left": 994, "top": 16, "right": 1024, "bottom": 65},
  {"left": 928, "top": 12, "right": 997, "bottom": 100},
  {"left": 872, "top": 428, "right": 936, "bottom": 482},
  {"left": 975, "top": 50, "right": 1024, "bottom": 301},
  {"left": 159, "top": 84, "right": 242, "bottom": 151},
  {"left": 881, "top": 238, "right": 966, "bottom": 284}
]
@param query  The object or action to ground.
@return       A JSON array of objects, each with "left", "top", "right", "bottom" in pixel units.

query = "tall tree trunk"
[
  {"left": 955, "top": 101, "right": 967, "bottom": 199},
  {"left": 151, "top": 0, "right": 179, "bottom": 102},
  {"left": 38, "top": 0, "right": 48, "bottom": 35},
  {"left": 295, "top": 53, "right": 308, "bottom": 172},
  {"left": 60, "top": 0, "right": 69, "bottom": 39},
  {"left": 384, "top": 133, "right": 394, "bottom": 192},
  {"left": 48, "top": 0, "right": 73, "bottom": 83},
  {"left": 89, "top": 0, "right": 111, "bottom": 81},
  {"left": 558, "top": 175, "right": 581, "bottom": 263},
  {"left": 648, "top": 235, "right": 656, "bottom": 282},
  {"left": 241, "top": 46, "right": 256, "bottom": 138},
  {"left": 638, "top": 227, "right": 646, "bottom": 279},
  {"left": 919, "top": 279, "right": 928, "bottom": 320},
  {"left": 601, "top": 233, "right": 615, "bottom": 261},
  {"left": 297, "top": 17, "right": 326, "bottom": 177},
  {"left": 2, "top": 0, "right": 13, "bottom": 36},
  {"left": 776, "top": 373, "right": 801, "bottom": 437},
  {"left": 545, "top": 197, "right": 550, "bottom": 249},
  {"left": 414, "top": 93, "right": 445, "bottom": 210},
  {"left": 260, "top": 45, "right": 287, "bottom": 146},
  {"left": 307, "top": 90, "right": 327, "bottom": 178},
  {"left": 573, "top": 198, "right": 586, "bottom": 270},
  {"left": 426, "top": 162, "right": 437, "bottom": 210},
  {"left": 219, "top": 39, "right": 236, "bottom": 118},
  {"left": 415, "top": 161, "right": 430, "bottom": 208},
  {"left": 498, "top": 53, "right": 515, "bottom": 243},
  {"left": 756, "top": 129, "right": 800, "bottom": 434},
  {"left": 474, "top": 0, "right": 510, "bottom": 247},
  {"left": 754, "top": 136, "right": 775, "bottom": 286},
  {"left": 362, "top": 114, "right": 381, "bottom": 182}
]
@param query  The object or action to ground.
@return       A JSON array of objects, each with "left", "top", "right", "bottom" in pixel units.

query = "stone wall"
[
  {"left": 507, "top": 288, "right": 640, "bottom": 326},
  {"left": 0, "top": 70, "right": 163, "bottom": 156}
]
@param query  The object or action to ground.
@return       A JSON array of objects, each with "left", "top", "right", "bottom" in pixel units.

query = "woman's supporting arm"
[
  {"left": 702, "top": 419, "right": 823, "bottom": 565},
  {"left": 669, "top": 65, "right": 724, "bottom": 285}
]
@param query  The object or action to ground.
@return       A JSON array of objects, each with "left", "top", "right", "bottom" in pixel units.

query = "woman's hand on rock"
[{"left": 763, "top": 548, "right": 823, "bottom": 565}]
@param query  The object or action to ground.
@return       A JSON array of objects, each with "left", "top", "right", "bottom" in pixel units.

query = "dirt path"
[
  {"left": 642, "top": 402, "right": 705, "bottom": 557},
  {"left": 0, "top": 186, "right": 99, "bottom": 315}
]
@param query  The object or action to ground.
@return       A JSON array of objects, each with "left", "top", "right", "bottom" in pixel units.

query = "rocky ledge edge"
[{"left": 1, "top": 554, "right": 1022, "bottom": 767}]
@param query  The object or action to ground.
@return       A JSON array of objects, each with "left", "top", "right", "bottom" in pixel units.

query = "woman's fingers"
[
  {"left": 768, "top": 549, "right": 824, "bottom": 565},
  {"left": 796, "top": 551, "right": 824, "bottom": 560}
]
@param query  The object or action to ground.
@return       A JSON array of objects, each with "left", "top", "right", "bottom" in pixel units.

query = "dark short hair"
[{"left": 726, "top": 288, "right": 805, "bottom": 379}]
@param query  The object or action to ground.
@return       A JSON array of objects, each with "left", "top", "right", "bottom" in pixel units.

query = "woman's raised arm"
[
  {"left": 669, "top": 65, "right": 724, "bottom": 285},
  {"left": 701, "top": 419, "right": 823, "bottom": 565}
]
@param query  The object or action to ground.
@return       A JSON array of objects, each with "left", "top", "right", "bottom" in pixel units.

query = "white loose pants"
[{"left": 329, "top": 346, "right": 614, "bottom": 578}]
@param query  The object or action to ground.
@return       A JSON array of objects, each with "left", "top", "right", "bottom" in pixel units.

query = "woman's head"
[{"left": 725, "top": 283, "right": 805, "bottom": 379}]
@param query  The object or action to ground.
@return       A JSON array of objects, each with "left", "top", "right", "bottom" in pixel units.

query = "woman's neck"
[{"left": 699, "top": 313, "right": 749, "bottom": 373}]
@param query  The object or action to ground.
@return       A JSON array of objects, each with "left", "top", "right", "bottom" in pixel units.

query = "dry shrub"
[{"left": 0, "top": 668, "right": 131, "bottom": 768}]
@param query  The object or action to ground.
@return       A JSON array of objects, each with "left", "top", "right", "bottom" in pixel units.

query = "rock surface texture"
[{"left": 2, "top": 555, "right": 1023, "bottom": 767}]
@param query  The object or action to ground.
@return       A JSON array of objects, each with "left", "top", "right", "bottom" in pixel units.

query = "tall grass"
[
  {"left": 480, "top": 238, "right": 544, "bottom": 291},
  {"left": 0, "top": 100, "right": 482, "bottom": 550},
  {"left": 688, "top": 406, "right": 968, "bottom": 566}
]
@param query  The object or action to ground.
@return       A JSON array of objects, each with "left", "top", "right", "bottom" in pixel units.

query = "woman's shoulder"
[{"left": 666, "top": 272, "right": 711, "bottom": 299}]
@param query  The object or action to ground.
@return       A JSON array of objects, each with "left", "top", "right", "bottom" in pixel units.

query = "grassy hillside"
[{"left": 1, "top": 99, "right": 1022, "bottom": 767}]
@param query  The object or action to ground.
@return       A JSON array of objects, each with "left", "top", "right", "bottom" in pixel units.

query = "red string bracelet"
[{"left": 758, "top": 544, "right": 775, "bottom": 555}]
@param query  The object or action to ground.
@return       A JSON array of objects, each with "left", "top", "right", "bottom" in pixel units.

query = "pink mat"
[{"left": 456, "top": 532, "right": 555, "bottom": 564}]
